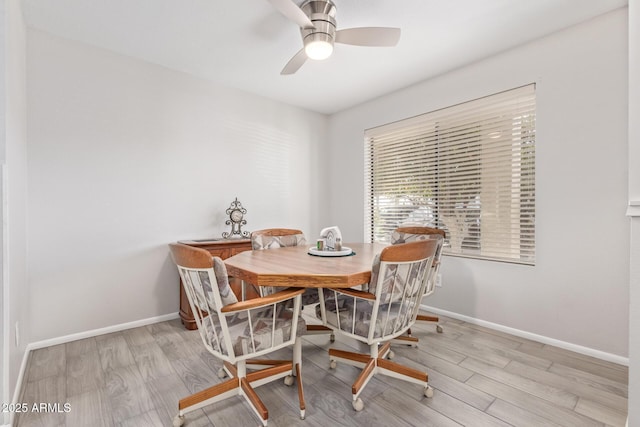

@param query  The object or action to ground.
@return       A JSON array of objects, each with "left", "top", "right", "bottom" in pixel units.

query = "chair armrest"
[
  {"left": 333, "top": 287, "right": 376, "bottom": 301},
  {"left": 221, "top": 287, "right": 305, "bottom": 313}
]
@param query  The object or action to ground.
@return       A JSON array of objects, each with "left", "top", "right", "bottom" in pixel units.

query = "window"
[{"left": 364, "top": 85, "right": 536, "bottom": 264}]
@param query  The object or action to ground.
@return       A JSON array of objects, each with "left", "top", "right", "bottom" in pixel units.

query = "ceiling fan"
[{"left": 267, "top": 0, "right": 401, "bottom": 75}]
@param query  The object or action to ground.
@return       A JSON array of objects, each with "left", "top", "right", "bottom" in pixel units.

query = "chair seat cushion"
[
  {"left": 207, "top": 306, "right": 306, "bottom": 358},
  {"left": 317, "top": 295, "right": 414, "bottom": 339}
]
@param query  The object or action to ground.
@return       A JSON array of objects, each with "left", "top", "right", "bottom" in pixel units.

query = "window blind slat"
[{"left": 364, "top": 84, "right": 536, "bottom": 264}]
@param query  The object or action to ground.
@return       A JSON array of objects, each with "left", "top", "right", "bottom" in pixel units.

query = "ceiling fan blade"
[
  {"left": 335, "top": 27, "right": 401, "bottom": 47},
  {"left": 267, "top": 0, "right": 314, "bottom": 29},
  {"left": 281, "top": 48, "right": 308, "bottom": 75}
]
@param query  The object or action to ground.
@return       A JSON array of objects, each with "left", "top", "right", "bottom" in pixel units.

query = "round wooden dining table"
[{"left": 224, "top": 242, "right": 387, "bottom": 289}]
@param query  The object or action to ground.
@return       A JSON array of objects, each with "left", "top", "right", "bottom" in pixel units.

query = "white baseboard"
[
  {"left": 421, "top": 304, "right": 629, "bottom": 366},
  {"left": 8, "top": 312, "right": 180, "bottom": 426},
  {"left": 7, "top": 340, "right": 34, "bottom": 427},
  {"left": 28, "top": 312, "right": 180, "bottom": 351}
]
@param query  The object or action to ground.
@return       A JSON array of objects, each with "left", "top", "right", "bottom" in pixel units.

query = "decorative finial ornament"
[{"left": 222, "top": 197, "right": 249, "bottom": 239}]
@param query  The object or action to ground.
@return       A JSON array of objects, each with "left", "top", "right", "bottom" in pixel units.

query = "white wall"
[
  {"left": 627, "top": 0, "right": 639, "bottom": 424},
  {"left": 327, "top": 9, "right": 630, "bottom": 359},
  {"left": 2, "top": 0, "right": 28, "bottom": 420},
  {"left": 0, "top": 3, "right": 7, "bottom": 420},
  {"left": 26, "top": 29, "right": 327, "bottom": 342}
]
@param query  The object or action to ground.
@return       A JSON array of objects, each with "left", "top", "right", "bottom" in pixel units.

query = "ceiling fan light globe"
[{"left": 305, "top": 40, "right": 333, "bottom": 60}]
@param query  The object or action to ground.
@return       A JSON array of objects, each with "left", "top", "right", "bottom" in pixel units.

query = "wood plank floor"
[{"left": 14, "top": 311, "right": 628, "bottom": 426}]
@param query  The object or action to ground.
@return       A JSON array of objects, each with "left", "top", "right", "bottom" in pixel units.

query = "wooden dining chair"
[
  {"left": 390, "top": 226, "right": 446, "bottom": 345},
  {"left": 169, "top": 243, "right": 306, "bottom": 426},
  {"left": 318, "top": 240, "right": 439, "bottom": 411},
  {"left": 251, "top": 228, "right": 335, "bottom": 342}
]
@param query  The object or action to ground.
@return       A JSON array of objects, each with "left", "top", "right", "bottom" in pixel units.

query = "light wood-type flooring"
[{"left": 14, "top": 310, "right": 628, "bottom": 426}]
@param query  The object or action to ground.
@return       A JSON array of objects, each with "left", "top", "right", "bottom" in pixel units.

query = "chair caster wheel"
[
  {"left": 217, "top": 368, "right": 227, "bottom": 379},
  {"left": 330, "top": 333, "right": 336, "bottom": 343},
  {"left": 173, "top": 414, "right": 185, "bottom": 427},
  {"left": 352, "top": 398, "right": 364, "bottom": 411},
  {"left": 436, "top": 325, "right": 443, "bottom": 333},
  {"left": 387, "top": 350, "right": 395, "bottom": 360},
  {"left": 424, "top": 386, "right": 434, "bottom": 398},
  {"left": 284, "top": 375, "right": 294, "bottom": 386},
  {"left": 329, "top": 360, "right": 337, "bottom": 369}
]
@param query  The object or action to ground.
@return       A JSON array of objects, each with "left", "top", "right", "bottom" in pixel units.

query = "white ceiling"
[{"left": 21, "top": 0, "right": 628, "bottom": 115}]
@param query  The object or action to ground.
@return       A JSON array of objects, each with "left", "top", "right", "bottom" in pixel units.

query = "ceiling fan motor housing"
[
  {"left": 300, "top": 0, "right": 337, "bottom": 51},
  {"left": 275, "top": 0, "right": 400, "bottom": 74}
]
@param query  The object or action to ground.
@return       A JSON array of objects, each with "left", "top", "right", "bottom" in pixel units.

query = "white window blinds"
[{"left": 364, "top": 84, "right": 536, "bottom": 264}]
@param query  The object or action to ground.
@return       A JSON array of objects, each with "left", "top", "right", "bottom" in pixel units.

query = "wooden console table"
[{"left": 177, "top": 238, "right": 253, "bottom": 330}]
